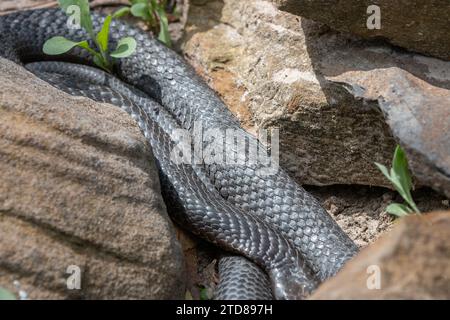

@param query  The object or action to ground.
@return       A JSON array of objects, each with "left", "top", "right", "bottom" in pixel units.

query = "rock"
[
  {"left": 179, "top": 0, "right": 450, "bottom": 191},
  {"left": 0, "top": 0, "right": 54, "bottom": 14},
  {"left": 311, "top": 211, "right": 450, "bottom": 299},
  {"left": 269, "top": 0, "right": 450, "bottom": 61},
  {"left": 328, "top": 68, "right": 450, "bottom": 199},
  {"left": 0, "top": 58, "right": 185, "bottom": 299},
  {"left": 180, "top": 0, "right": 395, "bottom": 187}
]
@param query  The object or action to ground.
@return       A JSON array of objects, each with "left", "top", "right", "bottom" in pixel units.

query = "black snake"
[{"left": 0, "top": 8, "right": 358, "bottom": 299}]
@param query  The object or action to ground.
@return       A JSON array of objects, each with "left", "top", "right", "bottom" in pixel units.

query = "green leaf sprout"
[
  {"left": 375, "top": 145, "right": 421, "bottom": 217},
  {"left": 119, "top": 0, "right": 172, "bottom": 47},
  {"left": 43, "top": 0, "right": 137, "bottom": 73},
  {"left": 0, "top": 287, "right": 16, "bottom": 300}
]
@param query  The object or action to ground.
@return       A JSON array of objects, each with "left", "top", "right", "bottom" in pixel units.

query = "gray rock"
[
  {"left": 181, "top": 0, "right": 395, "bottom": 187},
  {"left": 328, "top": 68, "right": 450, "bottom": 199},
  {"left": 269, "top": 0, "right": 450, "bottom": 61},
  {"left": 179, "top": 0, "right": 450, "bottom": 193},
  {"left": 0, "top": 58, "right": 185, "bottom": 299}
]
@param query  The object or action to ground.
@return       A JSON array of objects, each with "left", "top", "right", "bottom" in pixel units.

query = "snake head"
[{"left": 269, "top": 256, "right": 319, "bottom": 300}]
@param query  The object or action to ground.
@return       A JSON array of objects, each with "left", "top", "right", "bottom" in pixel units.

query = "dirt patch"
[{"left": 307, "top": 185, "right": 449, "bottom": 247}]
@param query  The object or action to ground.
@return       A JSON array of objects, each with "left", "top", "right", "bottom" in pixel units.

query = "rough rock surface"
[
  {"left": 329, "top": 68, "right": 450, "bottom": 198},
  {"left": 269, "top": 0, "right": 450, "bottom": 61},
  {"left": 179, "top": 0, "right": 450, "bottom": 192},
  {"left": 0, "top": 58, "right": 185, "bottom": 299},
  {"left": 311, "top": 211, "right": 450, "bottom": 299},
  {"left": 0, "top": 0, "right": 55, "bottom": 13}
]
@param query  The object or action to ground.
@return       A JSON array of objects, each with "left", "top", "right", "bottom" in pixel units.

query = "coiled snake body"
[{"left": 0, "top": 8, "right": 358, "bottom": 299}]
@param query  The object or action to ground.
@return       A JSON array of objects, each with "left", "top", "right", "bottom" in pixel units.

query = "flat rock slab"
[
  {"left": 311, "top": 211, "right": 450, "bottom": 299},
  {"left": 0, "top": 58, "right": 185, "bottom": 299},
  {"left": 329, "top": 68, "right": 450, "bottom": 199},
  {"left": 270, "top": 0, "right": 450, "bottom": 61},
  {"left": 180, "top": 0, "right": 450, "bottom": 192}
]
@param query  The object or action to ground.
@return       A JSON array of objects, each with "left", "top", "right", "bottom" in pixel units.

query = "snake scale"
[{"left": 0, "top": 8, "right": 358, "bottom": 299}]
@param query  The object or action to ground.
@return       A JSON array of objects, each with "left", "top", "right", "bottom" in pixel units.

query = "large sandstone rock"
[
  {"left": 180, "top": 0, "right": 450, "bottom": 193},
  {"left": 269, "top": 0, "right": 450, "bottom": 61},
  {"left": 311, "top": 211, "right": 450, "bottom": 299},
  {"left": 0, "top": 58, "right": 185, "bottom": 299}
]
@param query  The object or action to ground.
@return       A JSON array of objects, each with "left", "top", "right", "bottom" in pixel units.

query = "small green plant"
[
  {"left": 0, "top": 287, "right": 16, "bottom": 300},
  {"left": 375, "top": 145, "right": 420, "bottom": 217},
  {"left": 199, "top": 286, "right": 212, "bottom": 300},
  {"left": 43, "top": 0, "right": 137, "bottom": 73},
  {"left": 120, "top": 0, "right": 172, "bottom": 47}
]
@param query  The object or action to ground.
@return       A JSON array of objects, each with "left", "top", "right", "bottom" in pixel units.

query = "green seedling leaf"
[
  {"left": 392, "top": 145, "right": 413, "bottom": 192},
  {"left": 77, "top": 41, "right": 99, "bottom": 56},
  {"left": 386, "top": 203, "right": 413, "bottom": 217},
  {"left": 375, "top": 162, "right": 390, "bottom": 181},
  {"left": 375, "top": 145, "right": 421, "bottom": 216},
  {"left": 131, "top": 3, "right": 150, "bottom": 20},
  {"left": 389, "top": 167, "right": 407, "bottom": 198},
  {"left": 93, "top": 54, "right": 111, "bottom": 72},
  {"left": 96, "top": 15, "right": 112, "bottom": 52},
  {"left": 58, "top": 0, "right": 93, "bottom": 37},
  {"left": 43, "top": 36, "right": 89, "bottom": 55},
  {"left": 199, "top": 287, "right": 211, "bottom": 300},
  {"left": 376, "top": 156, "right": 412, "bottom": 207},
  {"left": 155, "top": 4, "right": 171, "bottom": 47},
  {"left": 391, "top": 145, "right": 419, "bottom": 212},
  {"left": 120, "top": 0, "right": 172, "bottom": 47},
  {"left": 149, "top": 0, "right": 157, "bottom": 10},
  {"left": 172, "top": 4, "right": 181, "bottom": 19},
  {"left": 45, "top": 0, "right": 137, "bottom": 74},
  {"left": 110, "top": 37, "right": 137, "bottom": 58},
  {"left": 0, "top": 287, "right": 16, "bottom": 300},
  {"left": 112, "top": 7, "right": 131, "bottom": 19}
]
